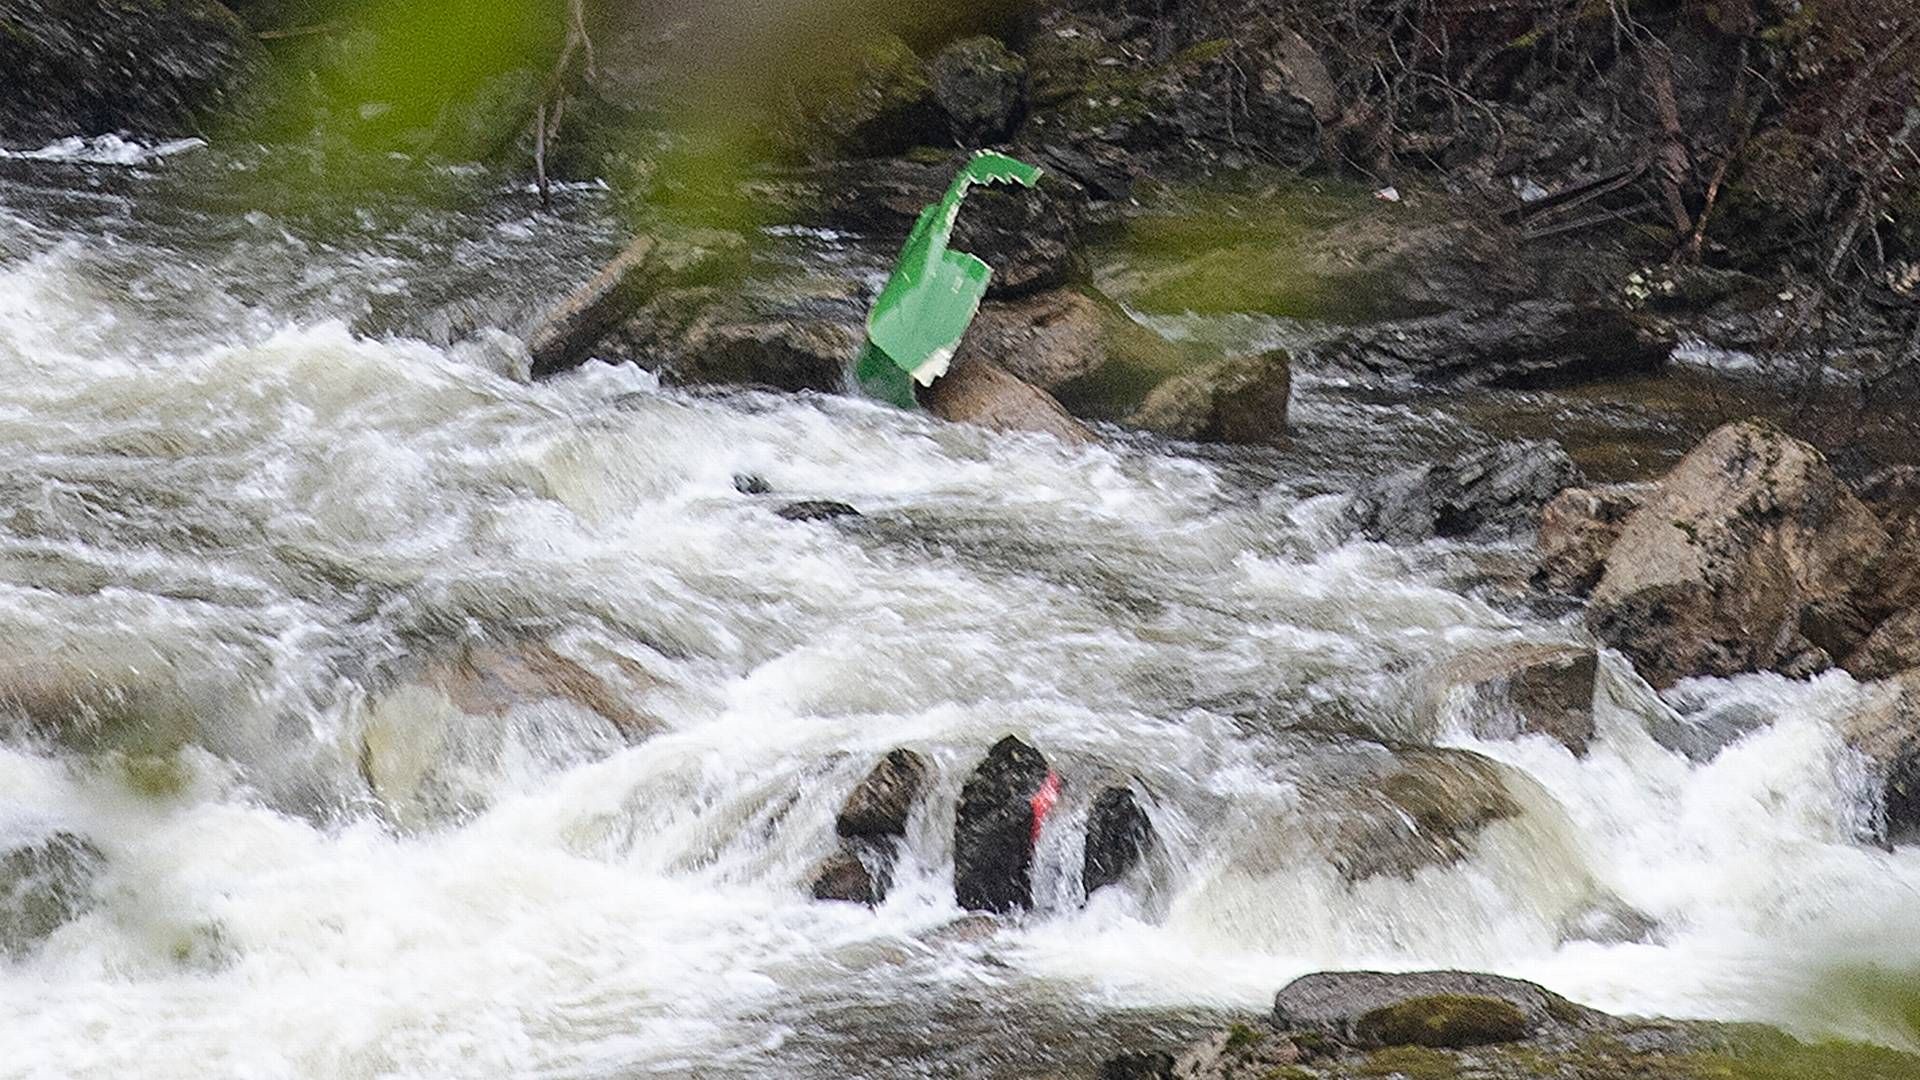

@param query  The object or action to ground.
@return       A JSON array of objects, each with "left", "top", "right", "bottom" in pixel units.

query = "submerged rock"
[
  {"left": 931, "top": 36, "right": 1028, "bottom": 146},
  {"left": 954, "top": 736, "right": 1057, "bottom": 913},
  {"left": 1083, "top": 785, "right": 1154, "bottom": 897},
  {"left": 1305, "top": 302, "right": 1671, "bottom": 389},
  {"left": 1349, "top": 441, "right": 1584, "bottom": 545},
  {"left": 668, "top": 318, "right": 859, "bottom": 395},
  {"left": 1317, "top": 747, "right": 1524, "bottom": 883},
  {"left": 920, "top": 357, "right": 1100, "bottom": 446},
  {"left": 1588, "top": 421, "right": 1889, "bottom": 688},
  {"left": 0, "top": 832, "right": 104, "bottom": 957},
  {"left": 1127, "top": 349, "right": 1292, "bottom": 446},
  {"left": 1535, "top": 483, "right": 1653, "bottom": 596},
  {"left": 837, "top": 749, "right": 930, "bottom": 841}
]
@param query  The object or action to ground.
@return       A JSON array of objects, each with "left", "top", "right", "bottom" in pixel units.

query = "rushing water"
[{"left": 1, "top": 144, "right": 1918, "bottom": 1080}]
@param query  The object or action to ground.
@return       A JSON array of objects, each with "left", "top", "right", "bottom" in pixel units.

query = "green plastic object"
[{"left": 855, "top": 151, "right": 1044, "bottom": 408}]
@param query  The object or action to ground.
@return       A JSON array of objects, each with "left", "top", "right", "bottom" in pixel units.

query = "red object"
[{"left": 1029, "top": 771, "right": 1062, "bottom": 847}]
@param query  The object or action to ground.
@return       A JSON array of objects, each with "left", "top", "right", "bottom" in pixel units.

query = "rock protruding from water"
[
  {"left": 1, "top": 832, "right": 104, "bottom": 958},
  {"left": 1349, "top": 441, "right": 1584, "bottom": 544},
  {"left": 837, "top": 749, "right": 930, "bottom": 840},
  {"left": 1587, "top": 420, "right": 1890, "bottom": 688},
  {"left": 1271, "top": 970, "right": 1595, "bottom": 1042},
  {"left": 1433, "top": 644, "right": 1600, "bottom": 756},
  {"left": 776, "top": 501, "right": 861, "bottom": 523},
  {"left": 931, "top": 36, "right": 1028, "bottom": 146},
  {"left": 1840, "top": 670, "right": 1920, "bottom": 846},
  {"left": 921, "top": 358, "right": 1100, "bottom": 446},
  {"left": 1318, "top": 747, "right": 1522, "bottom": 882},
  {"left": 1303, "top": 302, "right": 1672, "bottom": 388},
  {"left": 1083, "top": 785, "right": 1154, "bottom": 897},
  {"left": 1535, "top": 483, "right": 1653, "bottom": 595},
  {"left": 526, "top": 231, "right": 749, "bottom": 379},
  {"left": 1128, "top": 349, "right": 1292, "bottom": 446},
  {"left": 955, "top": 736, "right": 1057, "bottom": 913},
  {"left": 811, "top": 748, "right": 931, "bottom": 906}
]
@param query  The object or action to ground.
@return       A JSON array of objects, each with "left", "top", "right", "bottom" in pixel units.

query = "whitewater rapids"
[{"left": 0, "top": 149, "right": 1917, "bottom": 1079}]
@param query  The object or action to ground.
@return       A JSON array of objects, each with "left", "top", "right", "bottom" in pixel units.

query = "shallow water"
[{"left": 1, "top": 145, "right": 1917, "bottom": 1080}]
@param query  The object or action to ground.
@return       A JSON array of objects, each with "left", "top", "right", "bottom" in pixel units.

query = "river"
[{"left": 1, "top": 140, "right": 1917, "bottom": 1079}]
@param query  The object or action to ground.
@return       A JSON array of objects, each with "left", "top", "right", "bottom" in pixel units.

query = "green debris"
[{"left": 855, "top": 151, "right": 1043, "bottom": 407}]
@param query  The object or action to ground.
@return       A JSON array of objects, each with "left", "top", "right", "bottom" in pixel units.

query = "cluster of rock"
[
  {"left": 1101, "top": 969, "right": 1920, "bottom": 1079},
  {"left": 810, "top": 735, "right": 1156, "bottom": 912}
]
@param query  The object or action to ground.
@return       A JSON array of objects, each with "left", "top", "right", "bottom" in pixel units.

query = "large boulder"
[
  {"left": 1127, "top": 349, "right": 1292, "bottom": 446},
  {"left": 1858, "top": 466, "right": 1920, "bottom": 613},
  {"left": 526, "top": 231, "right": 750, "bottom": 379},
  {"left": 1, "top": 832, "right": 104, "bottom": 957},
  {"left": 956, "top": 290, "right": 1109, "bottom": 390},
  {"left": 0, "top": 0, "right": 264, "bottom": 144},
  {"left": 1349, "top": 441, "right": 1584, "bottom": 545},
  {"left": 1587, "top": 421, "right": 1891, "bottom": 688},
  {"left": 1083, "top": 785, "right": 1154, "bottom": 897},
  {"left": 1534, "top": 483, "right": 1654, "bottom": 596},
  {"left": 954, "top": 736, "right": 1059, "bottom": 913},
  {"left": 920, "top": 357, "right": 1100, "bottom": 445},
  {"left": 931, "top": 36, "right": 1028, "bottom": 146},
  {"left": 1845, "top": 608, "right": 1920, "bottom": 682},
  {"left": 1303, "top": 303, "right": 1672, "bottom": 389},
  {"left": 1271, "top": 971, "right": 1598, "bottom": 1042},
  {"left": 1840, "top": 670, "right": 1920, "bottom": 846}
]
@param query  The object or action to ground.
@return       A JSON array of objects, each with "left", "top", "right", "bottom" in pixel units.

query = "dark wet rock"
[
  {"left": 1098, "top": 1050, "right": 1177, "bottom": 1080},
  {"left": 931, "top": 36, "right": 1028, "bottom": 147},
  {"left": 837, "top": 749, "right": 930, "bottom": 840},
  {"left": 954, "top": 735, "right": 1056, "bottom": 913},
  {"left": 1535, "top": 483, "right": 1654, "bottom": 596},
  {"left": 920, "top": 358, "right": 1100, "bottom": 446},
  {"left": 1, "top": 832, "right": 104, "bottom": 957},
  {"left": 667, "top": 318, "right": 858, "bottom": 395},
  {"left": 1127, "top": 349, "right": 1291, "bottom": 446},
  {"left": 1354, "top": 994, "right": 1533, "bottom": 1048},
  {"left": 1588, "top": 421, "right": 1890, "bottom": 689},
  {"left": 1846, "top": 608, "right": 1920, "bottom": 682},
  {"left": 733, "top": 474, "right": 772, "bottom": 496},
  {"left": 526, "top": 231, "right": 750, "bottom": 379},
  {"left": 1083, "top": 785, "right": 1154, "bottom": 897},
  {"left": 1349, "top": 441, "right": 1584, "bottom": 545},
  {"left": 1303, "top": 303, "right": 1672, "bottom": 389},
  {"left": 1840, "top": 670, "right": 1920, "bottom": 846},
  {"left": 810, "top": 848, "right": 880, "bottom": 906},
  {"left": 0, "top": 0, "right": 264, "bottom": 144},
  {"left": 776, "top": 501, "right": 860, "bottom": 523},
  {"left": 949, "top": 180, "right": 1086, "bottom": 300},
  {"left": 1434, "top": 644, "right": 1600, "bottom": 756},
  {"left": 1272, "top": 971, "right": 1597, "bottom": 1040},
  {"left": 779, "top": 32, "right": 941, "bottom": 162}
]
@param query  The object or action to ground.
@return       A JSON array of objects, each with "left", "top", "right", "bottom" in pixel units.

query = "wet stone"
[
  {"left": 776, "top": 501, "right": 860, "bottom": 522},
  {"left": 837, "top": 749, "right": 930, "bottom": 841},
  {"left": 1083, "top": 785, "right": 1154, "bottom": 897},
  {"left": 954, "top": 736, "right": 1055, "bottom": 913}
]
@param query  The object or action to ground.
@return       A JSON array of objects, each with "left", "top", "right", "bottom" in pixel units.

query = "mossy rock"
[{"left": 1354, "top": 994, "right": 1533, "bottom": 1049}]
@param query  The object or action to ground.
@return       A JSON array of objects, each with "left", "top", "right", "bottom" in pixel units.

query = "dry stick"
[
  {"left": 1643, "top": 43, "right": 1696, "bottom": 238},
  {"left": 1682, "top": 42, "right": 1759, "bottom": 263},
  {"left": 535, "top": 103, "right": 550, "bottom": 210},
  {"left": 1825, "top": 106, "right": 1920, "bottom": 282}
]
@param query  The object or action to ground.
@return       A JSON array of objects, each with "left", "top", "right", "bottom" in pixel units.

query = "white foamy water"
[{"left": 0, "top": 158, "right": 1917, "bottom": 1080}]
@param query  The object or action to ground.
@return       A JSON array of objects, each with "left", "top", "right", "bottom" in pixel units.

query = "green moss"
[
  {"left": 1355, "top": 994, "right": 1532, "bottom": 1049},
  {"left": 1355, "top": 1045, "right": 1463, "bottom": 1079},
  {"left": 1172, "top": 38, "right": 1234, "bottom": 67},
  {"left": 118, "top": 752, "right": 191, "bottom": 799},
  {"left": 1227, "top": 1022, "right": 1267, "bottom": 1052}
]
